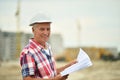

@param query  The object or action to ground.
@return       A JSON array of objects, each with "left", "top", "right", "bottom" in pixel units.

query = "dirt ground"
[{"left": 0, "top": 60, "right": 120, "bottom": 80}]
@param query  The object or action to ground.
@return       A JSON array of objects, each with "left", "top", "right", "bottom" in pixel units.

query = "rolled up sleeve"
[{"left": 20, "top": 53, "right": 35, "bottom": 77}]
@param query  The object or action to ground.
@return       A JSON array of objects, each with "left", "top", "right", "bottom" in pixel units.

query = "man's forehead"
[
  {"left": 34, "top": 22, "right": 50, "bottom": 25},
  {"left": 33, "top": 23, "right": 50, "bottom": 28}
]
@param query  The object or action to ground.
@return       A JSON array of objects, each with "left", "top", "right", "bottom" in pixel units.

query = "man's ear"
[{"left": 32, "top": 27, "right": 34, "bottom": 32}]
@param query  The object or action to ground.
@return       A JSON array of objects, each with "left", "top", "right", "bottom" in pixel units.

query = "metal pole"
[{"left": 15, "top": 0, "right": 21, "bottom": 59}]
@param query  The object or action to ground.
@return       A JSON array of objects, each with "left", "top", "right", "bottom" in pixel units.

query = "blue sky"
[{"left": 0, "top": 0, "right": 120, "bottom": 50}]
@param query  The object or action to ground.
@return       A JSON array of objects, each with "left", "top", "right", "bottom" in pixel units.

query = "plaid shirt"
[{"left": 20, "top": 39, "right": 57, "bottom": 79}]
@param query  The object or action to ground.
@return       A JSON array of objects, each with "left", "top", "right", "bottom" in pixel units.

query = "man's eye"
[{"left": 47, "top": 28, "right": 50, "bottom": 31}]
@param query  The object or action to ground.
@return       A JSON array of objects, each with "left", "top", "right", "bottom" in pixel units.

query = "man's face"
[{"left": 32, "top": 23, "right": 51, "bottom": 44}]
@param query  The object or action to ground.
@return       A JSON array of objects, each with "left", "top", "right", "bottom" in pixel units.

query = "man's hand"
[
  {"left": 23, "top": 74, "right": 69, "bottom": 80},
  {"left": 57, "top": 59, "right": 78, "bottom": 74},
  {"left": 53, "top": 74, "right": 69, "bottom": 80}
]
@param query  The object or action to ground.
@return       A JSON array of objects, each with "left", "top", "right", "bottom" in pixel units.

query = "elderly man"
[{"left": 20, "top": 13, "right": 76, "bottom": 80}]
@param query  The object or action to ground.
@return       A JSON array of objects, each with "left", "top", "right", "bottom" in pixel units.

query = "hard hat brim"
[{"left": 29, "top": 21, "right": 51, "bottom": 26}]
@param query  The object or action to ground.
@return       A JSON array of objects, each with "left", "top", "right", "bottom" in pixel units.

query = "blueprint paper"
[{"left": 60, "top": 48, "right": 92, "bottom": 76}]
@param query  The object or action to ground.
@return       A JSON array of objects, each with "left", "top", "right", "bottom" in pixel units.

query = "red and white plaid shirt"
[{"left": 20, "top": 39, "right": 57, "bottom": 79}]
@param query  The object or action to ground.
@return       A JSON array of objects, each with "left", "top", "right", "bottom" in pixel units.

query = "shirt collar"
[{"left": 29, "top": 38, "right": 50, "bottom": 50}]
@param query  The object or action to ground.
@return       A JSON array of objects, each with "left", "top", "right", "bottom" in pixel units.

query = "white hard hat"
[{"left": 29, "top": 13, "right": 51, "bottom": 26}]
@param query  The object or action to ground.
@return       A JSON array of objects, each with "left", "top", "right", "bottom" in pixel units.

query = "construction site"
[
  {"left": 0, "top": 0, "right": 120, "bottom": 80},
  {"left": 0, "top": 41, "right": 120, "bottom": 80}
]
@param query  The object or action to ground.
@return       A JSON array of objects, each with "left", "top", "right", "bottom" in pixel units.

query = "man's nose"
[{"left": 43, "top": 29, "right": 49, "bottom": 35}]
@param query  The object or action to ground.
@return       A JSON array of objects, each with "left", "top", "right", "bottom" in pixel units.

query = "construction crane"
[{"left": 15, "top": 0, "right": 21, "bottom": 59}]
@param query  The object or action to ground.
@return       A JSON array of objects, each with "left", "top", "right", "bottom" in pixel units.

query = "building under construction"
[{"left": 0, "top": 31, "right": 32, "bottom": 61}]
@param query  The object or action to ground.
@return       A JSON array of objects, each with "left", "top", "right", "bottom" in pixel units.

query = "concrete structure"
[
  {"left": 0, "top": 31, "right": 32, "bottom": 61},
  {"left": 3, "top": 32, "right": 16, "bottom": 61}
]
